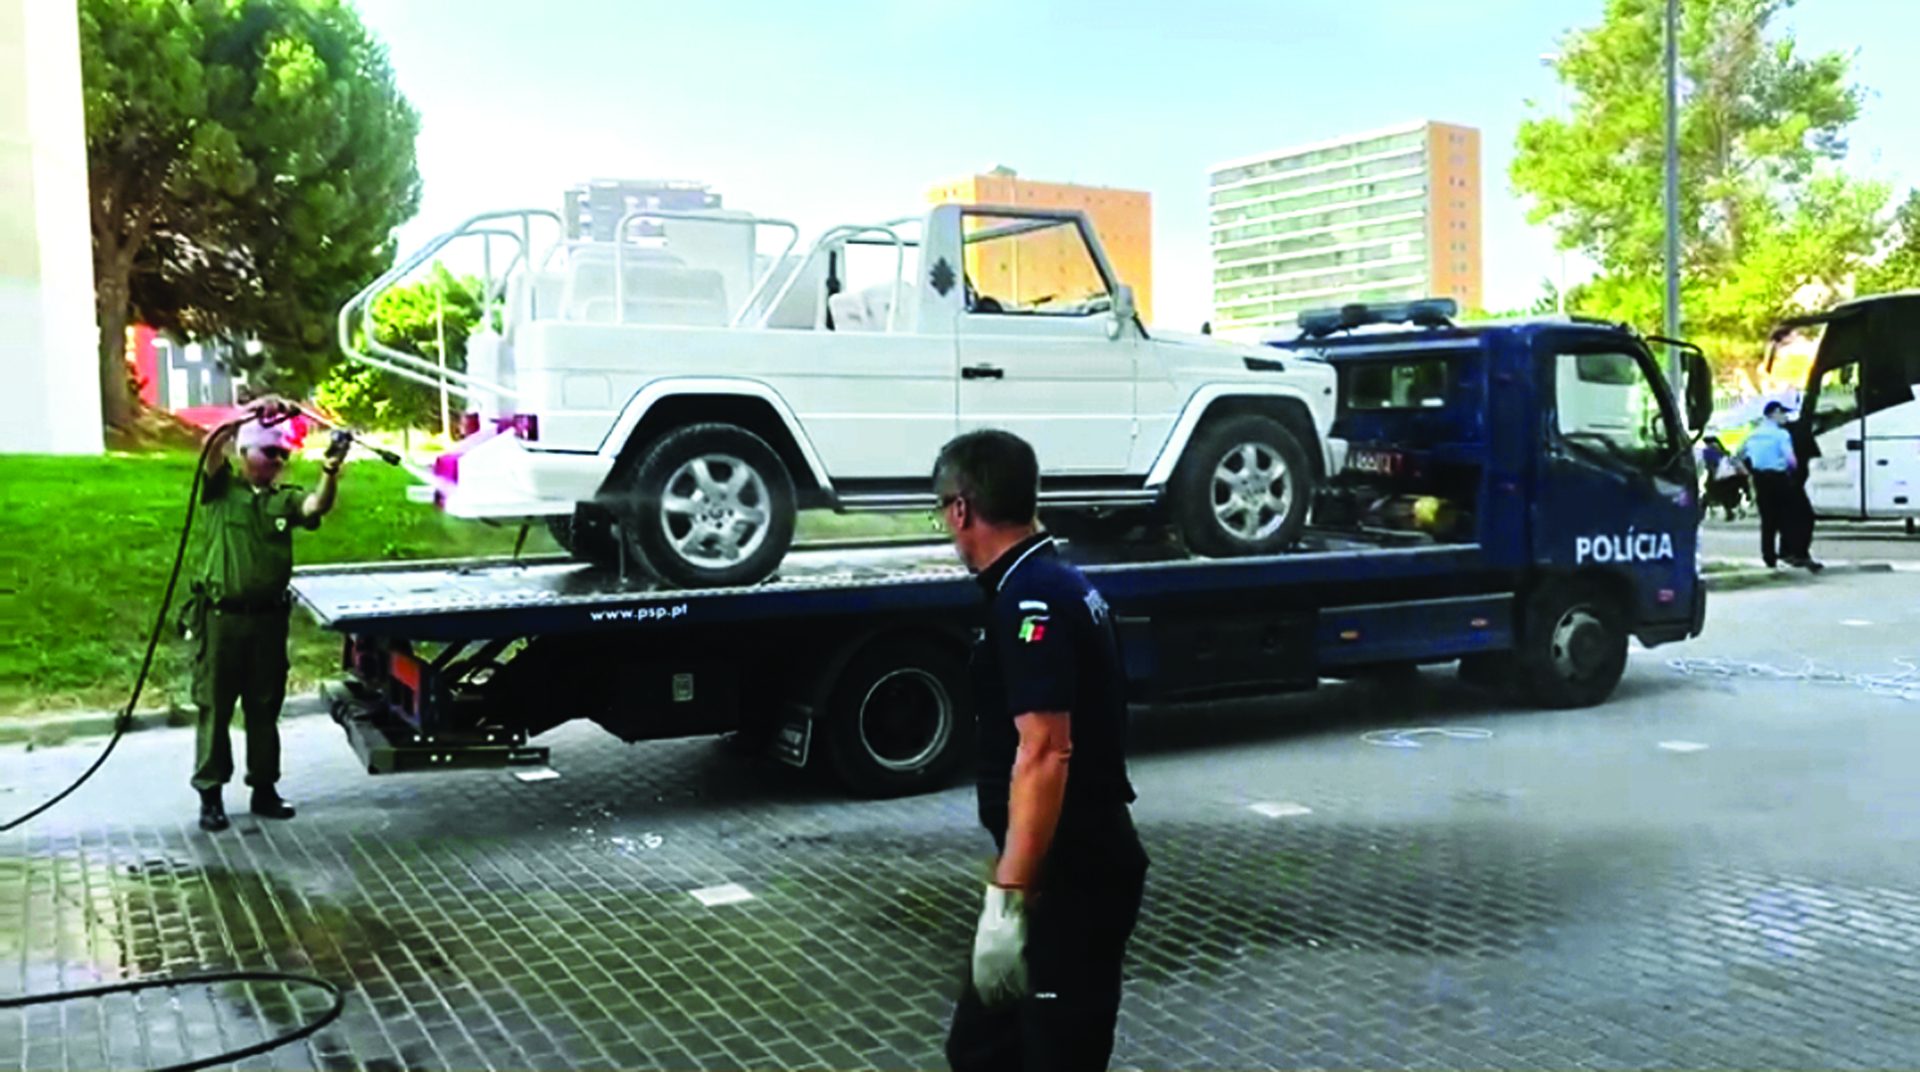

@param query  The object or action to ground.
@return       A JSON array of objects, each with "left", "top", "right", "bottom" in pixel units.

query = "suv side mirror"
[
  {"left": 1108, "top": 284, "right": 1137, "bottom": 340},
  {"left": 1685, "top": 352, "right": 1713, "bottom": 433}
]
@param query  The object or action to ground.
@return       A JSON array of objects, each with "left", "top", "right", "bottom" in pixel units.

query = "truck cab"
[{"left": 1273, "top": 302, "right": 1712, "bottom": 688}]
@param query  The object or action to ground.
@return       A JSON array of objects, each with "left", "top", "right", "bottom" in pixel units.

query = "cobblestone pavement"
[{"left": 6, "top": 571, "right": 1920, "bottom": 1070}]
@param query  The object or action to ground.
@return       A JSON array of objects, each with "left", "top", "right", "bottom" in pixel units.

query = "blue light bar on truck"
[{"left": 1298, "top": 297, "right": 1458, "bottom": 339}]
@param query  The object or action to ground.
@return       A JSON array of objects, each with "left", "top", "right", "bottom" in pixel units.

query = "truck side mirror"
[
  {"left": 1685, "top": 352, "right": 1713, "bottom": 432},
  {"left": 1108, "top": 284, "right": 1137, "bottom": 340}
]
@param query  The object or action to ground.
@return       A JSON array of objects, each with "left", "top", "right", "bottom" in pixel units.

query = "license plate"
[{"left": 1346, "top": 449, "right": 1404, "bottom": 477}]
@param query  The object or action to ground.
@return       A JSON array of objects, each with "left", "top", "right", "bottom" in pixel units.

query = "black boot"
[
  {"left": 198, "top": 788, "right": 230, "bottom": 832},
  {"left": 250, "top": 788, "right": 296, "bottom": 820}
]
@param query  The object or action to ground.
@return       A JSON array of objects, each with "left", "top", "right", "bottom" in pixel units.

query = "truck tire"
[
  {"left": 1169, "top": 414, "right": 1312, "bottom": 558},
  {"left": 619, "top": 423, "right": 796, "bottom": 589},
  {"left": 824, "top": 637, "right": 972, "bottom": 797},
  {"left": 1513, "top": 579, "right": 1628, "bottom": 708}
]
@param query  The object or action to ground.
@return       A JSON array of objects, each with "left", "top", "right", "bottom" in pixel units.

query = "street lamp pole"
[
  {"left": 435, "top": 279, "right": 449, "bottom": 438},
  {"left": 1664, "top": 0, "right": 1684, "bottom": 396}
]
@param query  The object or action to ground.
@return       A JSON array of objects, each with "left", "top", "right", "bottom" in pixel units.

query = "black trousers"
[
  {"left": 1705, "top": 477, "right": 1746, "bottom": 519},
  {"left": 1751, "top": 471, "right": 1813, "bottom": 564},
  {"left": 947, "top": 812, "right": 1149, "bottom": 1072}
]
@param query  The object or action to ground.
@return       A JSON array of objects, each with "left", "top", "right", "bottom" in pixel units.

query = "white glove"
[{"left": 972, "top": 884, "right": 1029, "bottom": 1006}]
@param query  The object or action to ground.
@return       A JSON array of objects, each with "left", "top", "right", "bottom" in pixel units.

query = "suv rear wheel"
[
  {"left": 617, "top": 422, "right": 796, "bottom": 589},
  {"left": 1169, "top": 414, "right": 1312, "bottom": 557}
]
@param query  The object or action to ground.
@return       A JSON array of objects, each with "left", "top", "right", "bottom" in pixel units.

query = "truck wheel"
[
  {"left": 825, "top": 637, "right": 972, "bottom": 797},
  {"left": 1514, "top": 580, "right": 1627, "bottom": 708},
  {"left": 1169, "top": 414, "right": 1312, "bottom": 558},
  {"left": 620, "top": 423, "right": 796, "bottom": 589}
]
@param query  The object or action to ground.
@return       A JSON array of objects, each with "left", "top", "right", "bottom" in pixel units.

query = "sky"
[{"left": 353, "top": 0, "right": 1920, "bottom": 331}]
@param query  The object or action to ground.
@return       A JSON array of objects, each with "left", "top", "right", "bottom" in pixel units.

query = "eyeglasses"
[{"left": 259, "top": 447, "right": 290, "bottom": 461}]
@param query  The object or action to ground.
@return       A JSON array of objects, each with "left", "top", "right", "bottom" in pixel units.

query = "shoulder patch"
[
  {"left": 1083, "top": 588, "right": 1110, "bottom": 625},
  {"left": 1017, "top": 613, "right": 1049, "bottom": 644}
]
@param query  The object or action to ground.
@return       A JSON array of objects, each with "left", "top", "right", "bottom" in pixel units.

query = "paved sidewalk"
[{"left": 5, "top": 573, "right": 1920, "bottom": 1070}]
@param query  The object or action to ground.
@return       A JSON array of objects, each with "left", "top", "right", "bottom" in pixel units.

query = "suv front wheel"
[
  {"left": 1168, "top": 414, "right": 1312, "bottom": 558},
  {"left": 617, "top": 422, "right": 796, "bottom": 589}
]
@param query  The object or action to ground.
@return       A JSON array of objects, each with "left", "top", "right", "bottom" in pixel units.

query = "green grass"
[{"left": 0, "top": 449, "right": 929, "bottom": 716}]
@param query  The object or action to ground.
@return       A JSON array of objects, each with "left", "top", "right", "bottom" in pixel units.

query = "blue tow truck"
[{"left": 293, "top": 300, "right": 1715, "bottom": 797}]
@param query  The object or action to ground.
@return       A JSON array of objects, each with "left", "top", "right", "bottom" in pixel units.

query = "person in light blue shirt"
[
  {"left": 1738, "top": 411, "right": 1796, "bottom": 472},
  {"left": 1736, "top": 402, "right": 1821, "bottom": 570}
]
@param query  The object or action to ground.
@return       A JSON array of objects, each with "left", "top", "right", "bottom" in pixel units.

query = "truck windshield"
[{"left": 1553, "top": 349, "right": 1678, "bottom": 470}]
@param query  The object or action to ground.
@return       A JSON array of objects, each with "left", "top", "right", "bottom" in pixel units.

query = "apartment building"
[{"left": 1209, "top": 121, "right": 1481, "bottom": 335}]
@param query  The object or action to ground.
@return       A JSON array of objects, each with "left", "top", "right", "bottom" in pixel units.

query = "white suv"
[{"left": 341, "top": 202, "right": 1339, "bottom": 588}]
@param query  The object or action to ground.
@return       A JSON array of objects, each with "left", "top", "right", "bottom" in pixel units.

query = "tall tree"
[
  {"left": 1513, "top": 0, "right": 1886, "bottom": 351},
  {"left": 1858, "top": 188, "right": 1920, "bottom": 295},
  {"left": 316, "top": 264, "right": 482, "bottom": 432},
  {"left": 79, "top": 0, "right": 420, "bottom": 428}
]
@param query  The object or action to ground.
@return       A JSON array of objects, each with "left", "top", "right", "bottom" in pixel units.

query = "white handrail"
[
  {"left": 760, "top": 223, "right": 908, "bottom": 331},
  {"left": 335, "top": 209, "right": 562, "bottom": 398},
  {"left": 357, "top": 228, "right": 527, "bottom": 393},
  {"left": 338, "top": 236, "right": 501, "bottom": 398},
  {"left": 609, "top": 208, "right": 800, "bottom": 327}
]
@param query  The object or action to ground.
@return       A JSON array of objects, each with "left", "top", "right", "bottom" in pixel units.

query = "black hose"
[
  {"left": 0, "top": 971, "right": 345, "bottom": 1072},
  {"left": 1, "top": 412, "right": 348, "bottom": 1070},
  {"left": 0, "top": 416, "right": 230, "bottom": 833}
]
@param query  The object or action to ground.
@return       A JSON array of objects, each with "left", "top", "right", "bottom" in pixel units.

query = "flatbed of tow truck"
[
  {"left": 295, "top": 531, "right": 1518, "bottom": 796},
  {"left": 294, "top": 531, "right": 1484, "bottom": 642},
  {"left": 293, "top": 306, "right": 1713, "bottom": 797}
]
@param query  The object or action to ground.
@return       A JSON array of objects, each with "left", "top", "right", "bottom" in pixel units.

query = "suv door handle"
[
  {"left": 962, "top": 364, "right": 1004, "bottom": 380},
  {"left": 1846, "top": 439, "right": 1863, "bottom": 451}
]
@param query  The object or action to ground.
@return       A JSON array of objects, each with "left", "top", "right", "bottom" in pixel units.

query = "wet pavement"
[{"left": 5, "top": 571, "right": 1920, "bottom": 1070}]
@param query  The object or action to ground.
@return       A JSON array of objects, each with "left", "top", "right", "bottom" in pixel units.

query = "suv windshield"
[{"left": 960, "top": 214, "right": 1112, "bottom": 316}]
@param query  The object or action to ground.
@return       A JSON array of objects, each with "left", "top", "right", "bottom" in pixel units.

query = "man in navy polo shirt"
[{"left": 934, "top": 429, "right": 1149, "bottom": 1072}]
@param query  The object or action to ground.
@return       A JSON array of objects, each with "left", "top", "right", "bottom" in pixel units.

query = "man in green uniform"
[{"left": 189, "top": 398, "right": 348, "bottom": 832}]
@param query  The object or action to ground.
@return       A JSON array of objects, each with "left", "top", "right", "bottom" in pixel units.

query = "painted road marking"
[
  {"left": 1361, "top": 727, "right": 1494, "bottom": 749},
  {"left": 691, "top": 883, "right": 756, "bottom": 907}
]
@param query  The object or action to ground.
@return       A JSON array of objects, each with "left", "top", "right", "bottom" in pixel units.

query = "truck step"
[{"left": 328, "top": 683, "right": 548, "bottom": 774}]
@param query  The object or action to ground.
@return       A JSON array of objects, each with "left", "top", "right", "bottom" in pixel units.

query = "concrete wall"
[{"left": 0, "top": 0, "right": 102, "bottom": 454}]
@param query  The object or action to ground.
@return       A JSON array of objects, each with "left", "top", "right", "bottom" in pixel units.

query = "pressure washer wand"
[{"left": 263, "top": 405, "right": 403, "bottom": 466}]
